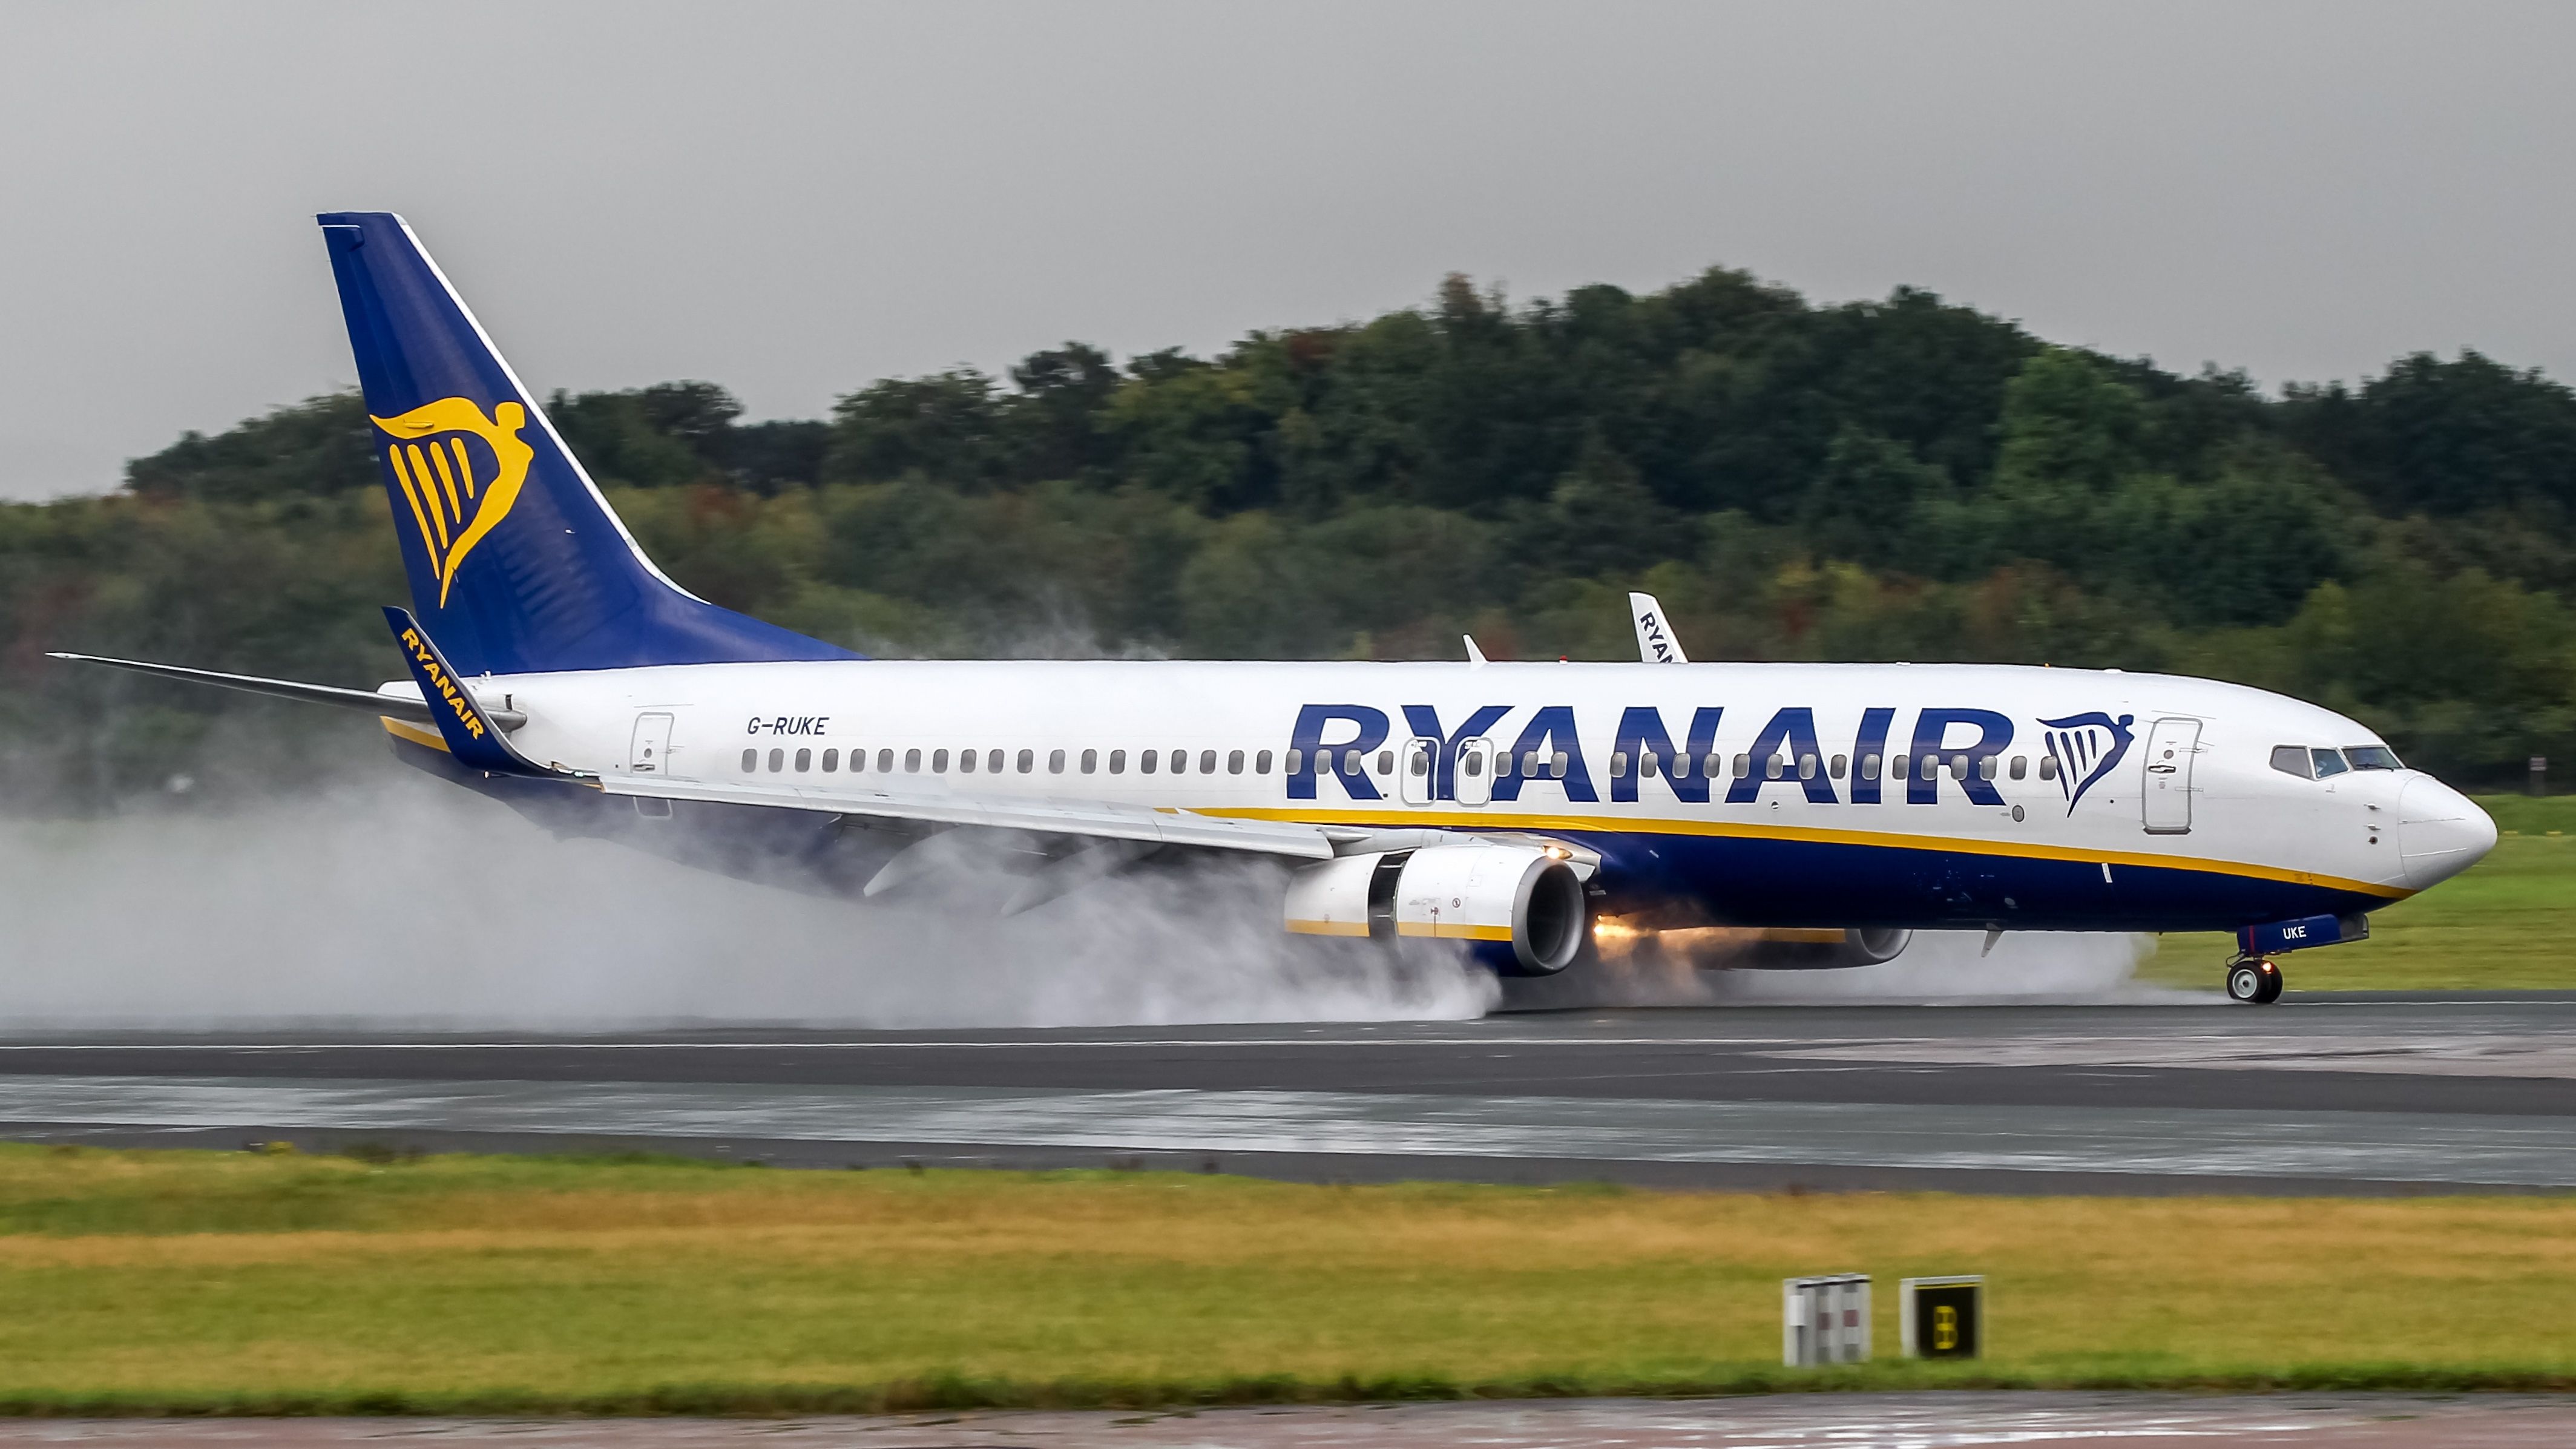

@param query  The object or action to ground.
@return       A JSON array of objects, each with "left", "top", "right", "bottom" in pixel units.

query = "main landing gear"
[{"left": 2226, "top": 956, "right": 2284, "bottom": 1005}]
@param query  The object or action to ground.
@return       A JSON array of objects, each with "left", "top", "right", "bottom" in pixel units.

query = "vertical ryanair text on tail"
[{"left": 46, "top": 212, "right": 2501, "bottom": 1000}]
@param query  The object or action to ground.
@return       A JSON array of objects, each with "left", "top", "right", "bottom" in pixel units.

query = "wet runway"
[
  {"left": 7, "top": 1395, "right": 2576, "bottom": 1447},
  {"left": 4, "top": 994, "right": 2576, "bottom": 1193}
]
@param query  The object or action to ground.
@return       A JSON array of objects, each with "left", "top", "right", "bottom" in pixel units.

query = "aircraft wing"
[{"left": 594, "top": 773, "right": 1341, "bottom": 860}]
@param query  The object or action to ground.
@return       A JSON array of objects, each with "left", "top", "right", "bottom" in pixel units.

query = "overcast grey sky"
[{"left": 2, "top": 1, "right": 2570, "bottom": 500}]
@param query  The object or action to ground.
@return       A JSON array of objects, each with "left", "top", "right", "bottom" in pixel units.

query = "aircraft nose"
[{"left": 2397, "top": 777, "right": 2498, "bottom": 890}]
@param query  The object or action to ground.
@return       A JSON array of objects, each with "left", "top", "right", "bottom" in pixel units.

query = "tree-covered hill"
[{"left": 7, "top": 266, "right": 2572, "bottom": 809}]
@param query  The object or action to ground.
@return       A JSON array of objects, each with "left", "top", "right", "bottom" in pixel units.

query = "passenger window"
[
  {"left": 1703, "top": 752, "right": 1723, "bottom": 778},
  {"left": 1638, "top": 750, "right": 1658, "bottom": 778},
  {"left": 1830, "top": 754, "right": 1847, "bottom": 779},
  {"left": 768, "top": 748, "right": 785, "bottom": 772},
  {"left": 822, "top": 748, "right": 839, "bottom": 772},
  {"left": 878, "top": 749, "right": 895, "bottom": 774},
  {"left": 1284, "top": 748, "right": 1303, "bottom": 775},
  {"left": 2037, "top": 754, "right": 2057, "bottom": 781},
  {"left": 1017, "top": 748, "right": 1034, "bottom": 773},
  {"left": 933, "top": 749, "right": 950, "bottom": 773},
  {"left": 1109, "top": 749, "right": 1126, "bottom": 774},
  {"left": 2312, "top": 748, "right": 2350, "bottom": 778},
  {"left": 1049, "top": 749, "right": 1066, "bottom": 774},
  {"left": 959, "top": 749, "right": 976, "bottom": 774},
  {"left": 1764, "top": 756, "right": 1783, "bottom": 780},
  {"left": 1227, "top": 749, "right": 1244, "bottom": 774},
  {"left": 904, "top": 748, "right": 921, "bottom": 772},
  {"left": 2009, "top": 755, "right": 2026, "bottom": 780},
  {"left": 1376, "top": 750, "right": 1394, "bottom": 775},
  {"left": 1609, "top": 751, "right": 1629, "bottom": 779},
  {"left": 1140, "top": 750, "right": 1157, "bottom": 774},
  {"left": 1410, "top": 750, "right": 1431, "bottom": 778},
  {"left": 2270, "top": 746, "right": 2313, "bottom": 779},
  {"left": 1170, "top": 748, "right": 1188, "bottom": 775},
  {"left": 1201, "top": 750, "right": 1218, "bottom": 774},
  {"left": 1920, "top": 755, "right": 1937, "bottom": 781},
  {"left": 1862, "top": 754, "right": 1881, "bottom": 780},
  {"left": 1462, "top": 751, "right": 1484, "bottom": 777},
  {"left": 795, "top": 748, "right": 812, "bottom": 773},
  {"left": 1256, "top": 749, "right": 1273, "bottom": 774},
  {"left": 1977, "top": 755, "right": 1997, "bottom": 781},
  {"left": 1080, "top": 748, "right": 1098, "bottom": 774},
  {"left": 741, "top": 748, "right": 757, "bottom": 773},
  {"left": 1891, "top": 753, "right": 1909, "bottom": 781},
  {"left": 1733, "top": 754, "right": 1751, "bottom": 778},
  {"left": 1549, "top": 751, "right": 1568, "bottom": 779},
  {"left": 1495, "top": 752, "right": 1514, "bottom": 779},
  {"left": 1799, "top": 754, "right": 1818, "bottom": 780}
]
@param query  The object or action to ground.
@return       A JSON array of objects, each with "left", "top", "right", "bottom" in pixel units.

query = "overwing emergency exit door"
[
  {"left": 2141, "top": 717, "right": 2200, "bottom": 835},
  {"left": 1399, "top": 737, "right": 1436, "bottom": 806},
  {"left": 629, "top": 712, "right": 674, "bottom": 774},
  {"left": 1454, "top": 737, "right": 1494, "bottom": 807}
]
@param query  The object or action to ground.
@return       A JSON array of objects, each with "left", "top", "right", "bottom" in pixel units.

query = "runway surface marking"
[
  {"left": 1767, "top": 1033, "right": 2576, "bottom": 1078},
  {"left": 5, "top": 1394, "right": 2574, "bottom": 1446},
  {"left": 8, "top": 1074, "right": 2576, "bottom": 1186}
]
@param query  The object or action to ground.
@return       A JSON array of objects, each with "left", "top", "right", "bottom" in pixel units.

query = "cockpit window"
[
  {"left": 2344, "top": 745, "right": 2404, "bottom": 772},
  {"left": 2269, "top": 746, "right": 2312, "bottom": 778},
  {"left": 2310, "top": 748, "right": 2350, "bottom": 778}
]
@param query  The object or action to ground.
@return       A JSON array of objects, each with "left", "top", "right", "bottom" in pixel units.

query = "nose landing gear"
[{"left": 2226, "top": 956, "right": 2284, "bottom": 1005}]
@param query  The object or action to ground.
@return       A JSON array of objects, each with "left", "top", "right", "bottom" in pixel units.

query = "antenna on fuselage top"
[{"left": 1463, "top": 635, "right": 1488, "bottom": 668}]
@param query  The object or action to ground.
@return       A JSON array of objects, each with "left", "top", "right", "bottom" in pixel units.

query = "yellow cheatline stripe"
[
  {"left": 380, "top": 716, "right": 449, "bottom": 754},
  {"left": 1396, "top": 921, "right": 1513, "bottom": 942},
  {"left": 1204, "top": 805, "right": 2411, "bottom": 900},
  {"left": 1285, "top": 919, "right": 1371, "bottom": 938}
]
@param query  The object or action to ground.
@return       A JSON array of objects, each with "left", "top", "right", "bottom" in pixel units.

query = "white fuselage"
[{"left": 394, "top": 657, "right": 2496, "bottom": 935}]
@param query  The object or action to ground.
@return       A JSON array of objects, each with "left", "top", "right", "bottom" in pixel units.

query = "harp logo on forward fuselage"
[{"left": 373, "top": 397, "right": 536, "bottom": 607}]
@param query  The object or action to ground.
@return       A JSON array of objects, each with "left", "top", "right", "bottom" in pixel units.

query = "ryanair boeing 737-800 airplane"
[{"left": 53, "top": 214, "right": 2499, "bottom": 1004}]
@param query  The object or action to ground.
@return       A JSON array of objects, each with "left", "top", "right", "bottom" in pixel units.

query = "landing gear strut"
[{"left": 2226, "top": 956, "right": 2284, "bottom": 1005}]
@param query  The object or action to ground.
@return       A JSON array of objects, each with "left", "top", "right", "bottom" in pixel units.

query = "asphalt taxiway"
[{"left": 4, "top": 994, "right": 2575, "bottom": 1193}]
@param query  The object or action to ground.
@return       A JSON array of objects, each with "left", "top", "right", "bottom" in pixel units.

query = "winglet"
[
  {"left": 1464, "top": 635, "right": 1488, "bottom": 668},
  {"left": 1628, "top": 591, "right": 1689, "bottom": 664},
  {"left": 381, "top": 606, "right": 577, "bottom": 777}
]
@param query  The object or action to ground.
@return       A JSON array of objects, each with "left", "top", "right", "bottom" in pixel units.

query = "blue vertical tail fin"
[{"left": 318, "top": 212, "right": 856, "bottom": 675}]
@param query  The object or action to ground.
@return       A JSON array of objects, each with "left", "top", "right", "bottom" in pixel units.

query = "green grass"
[
  {"left": 2140, "top": 795, "right": 2576, "bottom": 991},
  {"left": 0, "top": 1145, "right": 2571, "bottom": 1412}
]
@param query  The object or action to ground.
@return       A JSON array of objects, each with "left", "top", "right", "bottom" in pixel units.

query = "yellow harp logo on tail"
[{"left": 372, "top": 398, "right": 536, "bottom": 608}]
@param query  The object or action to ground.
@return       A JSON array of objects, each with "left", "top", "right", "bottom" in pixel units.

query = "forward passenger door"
[{"left": 2141, "top": 717, "right": 2201, "bottom": 835}]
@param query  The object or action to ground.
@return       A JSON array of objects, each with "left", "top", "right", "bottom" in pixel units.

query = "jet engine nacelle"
[{"left": 1283, "top": 842, "right": 1590, "bottom": 975}]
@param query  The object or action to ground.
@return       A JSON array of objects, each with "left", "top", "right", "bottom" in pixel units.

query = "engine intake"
[{"left": 1284, "top": 843, "right": 1590, "bottom": 975}]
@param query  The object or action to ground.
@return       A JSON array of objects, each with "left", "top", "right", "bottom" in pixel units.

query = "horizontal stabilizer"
[{"left": 45, "top": 651, "right": 524, "bottom": 729}]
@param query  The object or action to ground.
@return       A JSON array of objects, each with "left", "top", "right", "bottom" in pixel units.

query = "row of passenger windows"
[
  {"left": 738, "top": 742, "right": 2066, "bottom": 784},
  {"left": 741, "top": 745, "right": 1279, "bottom": 777},
  {"left": 2270, "top": 744, "right": 2406, "bottom": 780}
]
